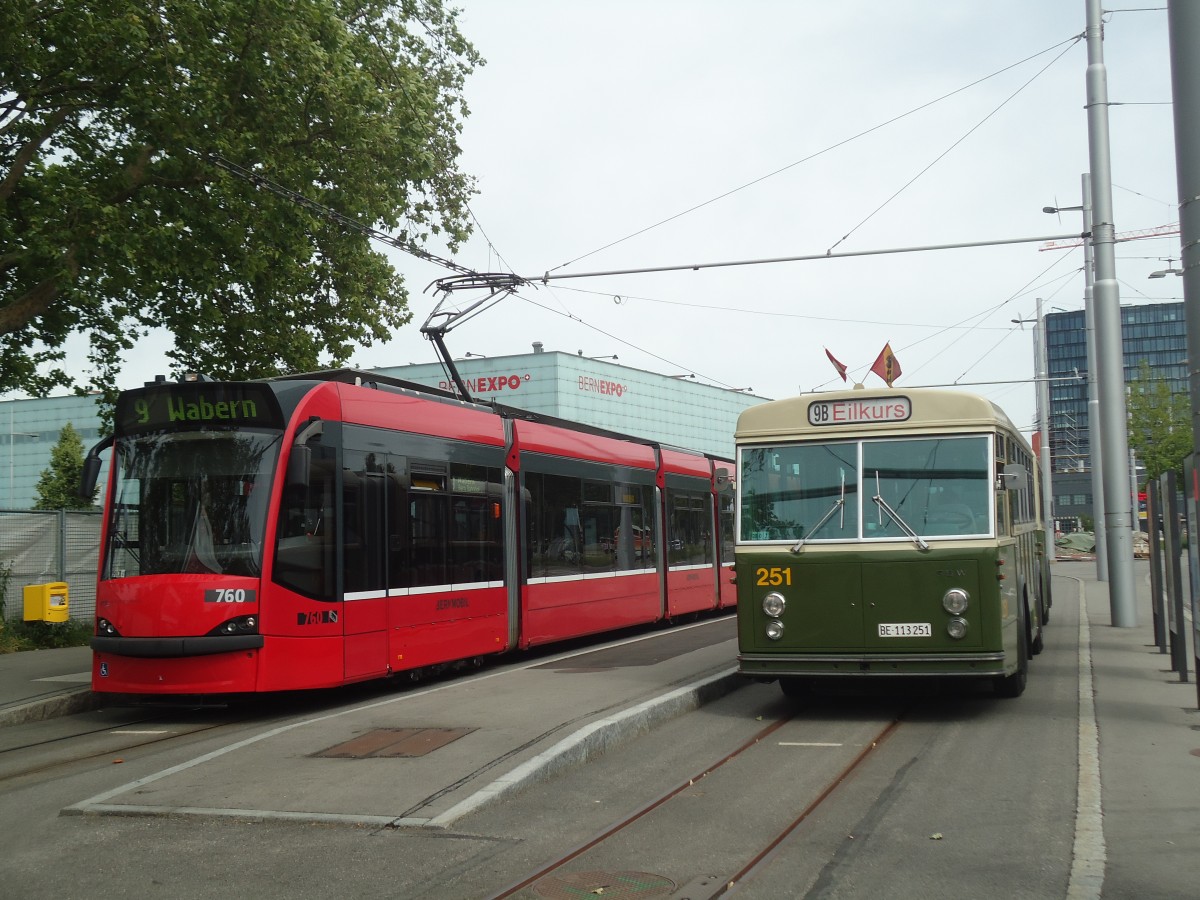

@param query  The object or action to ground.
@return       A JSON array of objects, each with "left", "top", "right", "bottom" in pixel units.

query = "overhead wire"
[
  {"left": 544, "top": 33, "right": 1086, "bottom": 276},
  {"left": 824, "top": 37, "right": 1082, "bottom": 254}
]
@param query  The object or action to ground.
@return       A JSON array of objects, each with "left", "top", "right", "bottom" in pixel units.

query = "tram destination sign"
[
  {"left": 116, "top": 382, "right": 284, "bottom": 435},
  {"left": 808, "top": 396, "right": 912, "bottom": 426}
]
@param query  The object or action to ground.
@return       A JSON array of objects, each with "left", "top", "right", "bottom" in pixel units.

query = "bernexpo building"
[{"left": 0, "top": 347, "right": 766, "bottom": 510}]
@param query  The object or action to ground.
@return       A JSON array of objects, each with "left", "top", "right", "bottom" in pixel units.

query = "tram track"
[
  {"left": 483, "top": 703, "right": 908, "bottom": 900},
  {"left": 0, "top": 712, "right": 255, "bottom": 786}
]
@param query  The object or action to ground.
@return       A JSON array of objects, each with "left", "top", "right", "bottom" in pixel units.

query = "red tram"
[{"left": 83, "top": 370, "right": 735, "bottom": 695}]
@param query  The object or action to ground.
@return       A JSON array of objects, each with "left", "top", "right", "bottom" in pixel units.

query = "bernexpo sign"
[
  {"left": 438, "top": 374, "right": 531, "bottom": 393},
  {"left": 578, "top": 376, "right": 627, "bottom": 398}
]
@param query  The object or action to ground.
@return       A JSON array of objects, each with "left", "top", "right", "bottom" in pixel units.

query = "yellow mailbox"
[{"left": 23, "top": 582, "right": 69, "bottom": 623}]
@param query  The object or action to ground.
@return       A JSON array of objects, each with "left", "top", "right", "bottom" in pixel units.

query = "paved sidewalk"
[
  {"left": 0, "top": 644, "right": 101, "bottom": 726},
  {"left": 1065, "top": 559, "right": 1200, "bottom": 900}
]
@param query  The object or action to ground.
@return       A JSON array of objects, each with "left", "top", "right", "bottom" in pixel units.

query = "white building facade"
[{"left": 0, "top": 348, "right": 765, "bottom": 510}]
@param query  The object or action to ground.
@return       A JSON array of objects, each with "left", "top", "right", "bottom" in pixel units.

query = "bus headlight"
[
  {"left": 942, "top": 588, "right": 969, "bottom": 615},
  {"left": 765, "top": 620, "right": 785, "bottom": 641},
  {"left": 946, "top": 617, "right": 969, "bottom": 639},
  {"left": 762, "top": 592, "right": 787, "bottom": 617}
]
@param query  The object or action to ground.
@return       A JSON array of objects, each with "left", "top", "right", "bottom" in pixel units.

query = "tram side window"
[
  {"left": 718, "top": 488, "right": 735, "bottom": 565},
  {"left": 274, "top": 434, "right": 337, "bottom": 600},
  {"left": 343, "top": 450, "right": 387, "bottom": 595},
  {"left": 449, "top": 462, "right": 503, "bottom": 585},
  {"left": 409, "top": 469, "right": 449, "bottom": 587},
  {"left": 526, "top": 472, "right": 583, "bottom": 579},
  {"left": 525, "top": 470, "right": 655, "bottom": 578},
  {"left": 667, "top": 488, "right": 712, "bottom": 566}
]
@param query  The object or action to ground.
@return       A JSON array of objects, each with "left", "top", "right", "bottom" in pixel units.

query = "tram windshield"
[
  {"left": 739, "top": 435, "right": 991, "bottom": 543},
  {"left": 102, "top": 430, "right": 283, "bottom": 578}
]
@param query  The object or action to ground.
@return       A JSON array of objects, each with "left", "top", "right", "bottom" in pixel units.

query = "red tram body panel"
[{"left": 87, "top": 371, "right": 735, "bottom": 696}]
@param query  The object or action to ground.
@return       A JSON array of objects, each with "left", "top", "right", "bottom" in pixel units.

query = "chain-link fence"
[{"left": 0, "top": 509, "right": 101, "bottom": 625}]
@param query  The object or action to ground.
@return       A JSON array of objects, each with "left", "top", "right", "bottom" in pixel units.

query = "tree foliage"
[
  {"left": 1126, "top": 360, "right": 1190, "bottom": 482},
  {"left": 33, "top": 422, "right": 95, "bottom": 509},
  {"left": 1, "top": 0, "right": 480, "bottom": 399}
]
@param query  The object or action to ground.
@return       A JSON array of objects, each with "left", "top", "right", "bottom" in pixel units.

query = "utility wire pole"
[{"left": 1084, "top": 0, "right": 1136, "bottom": 625}]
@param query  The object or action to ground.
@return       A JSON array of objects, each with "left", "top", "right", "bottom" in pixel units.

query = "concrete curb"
[
  {"left": 0, "top": 687, "right": 105, "bottom": 728},
  {"left": 421, "top": 666, "right": 744, "bottom": 828}
]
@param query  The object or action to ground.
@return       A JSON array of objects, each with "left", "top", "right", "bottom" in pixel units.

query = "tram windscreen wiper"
[
  {"left": 871, "top": 472, "right": 929, "bottom": 551},
  {"left": 792, "top": 468, "right": 846, "bottom": 553}
]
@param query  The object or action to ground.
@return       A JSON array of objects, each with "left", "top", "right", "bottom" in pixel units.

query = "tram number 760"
[
  {"left": 204, "top": 588, "right": 256, "bottom": 603},
  {"left": 755, "top": 567, "right": 792, "bottom": 587}
]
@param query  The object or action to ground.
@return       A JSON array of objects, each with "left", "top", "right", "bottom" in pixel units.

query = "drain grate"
[
  {"left": 315, "top": 727, "right": 475, "bottom": 759},
  {"left": 532, "top": 871, "right": 675, "bottom": 899}
]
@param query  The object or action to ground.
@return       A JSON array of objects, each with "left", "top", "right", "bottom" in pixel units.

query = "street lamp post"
[
  {"left": 1044, "top": 173, "right": 1107, "bottom": 581},
  {"left": 1012, "top": 306, "right": 1055, "bottom": 568}
]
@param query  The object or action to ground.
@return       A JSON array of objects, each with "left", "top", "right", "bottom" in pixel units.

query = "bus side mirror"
[
  {"left": 77, "top": 436, "right": 113, "bottom": 500},
  {"left": 287, "top": 444, "right": 311, "bottom": 490},
  {"left": 1000, "top": 463, "right": 1025, "bottom": 490},
  {"left": 286, "top": 418, "right": 323, "bottom": 489},
  {"left": 79, "top": 456, "right": 102, "bottom": 499}
]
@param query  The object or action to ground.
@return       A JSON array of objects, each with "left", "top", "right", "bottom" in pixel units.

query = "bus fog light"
[
  {"left": 946, "top": 617, "right": 969, "bottom": 639},
  {"left": 762, "top": 592, "right": 787, "bottom": 617},
  {"left": 942, "top": 588, "right": 969, "bottom": 615},
  {"left": 765, "top": 620, "right": 785, "bottom": 641}
]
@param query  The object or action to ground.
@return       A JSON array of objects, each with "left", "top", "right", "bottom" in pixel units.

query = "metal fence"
[{"left": 0, "top": 509, "right": 101, "bottom": 625}]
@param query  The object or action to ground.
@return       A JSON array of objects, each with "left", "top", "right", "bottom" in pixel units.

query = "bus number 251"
[{"left": 755, "top": 567, "right": 792, "bottom": 587}]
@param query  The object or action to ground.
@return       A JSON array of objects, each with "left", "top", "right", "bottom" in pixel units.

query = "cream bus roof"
[{"left": 735, "top": 386, "right": 1021, "bottom": 443}]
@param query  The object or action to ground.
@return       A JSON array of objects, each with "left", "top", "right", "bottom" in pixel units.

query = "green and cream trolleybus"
[{"left": 735, "top": 386, "right": 1050, "bottom": 698}]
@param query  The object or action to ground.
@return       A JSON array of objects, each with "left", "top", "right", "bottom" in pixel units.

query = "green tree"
[
  {"left": 1, "top": 0, "right": 480, "bottom": 399},
  {"left": 1126, "top": 360, "right": 1190, "bottom": 482},
  {"left": 32, "top": 422, "right": 95, "bottom": 509}
]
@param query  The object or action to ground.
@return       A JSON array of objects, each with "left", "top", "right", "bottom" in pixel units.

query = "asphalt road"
[{"left": 0, "top": 581, "right": 1106, "bottom": 899}]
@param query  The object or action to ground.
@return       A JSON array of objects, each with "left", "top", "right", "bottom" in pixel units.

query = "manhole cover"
[
  {"left": 532, "top": 871, "right": 675, "bottom": 899},
  {"left": 315, "top": 727, "right": 475, "bottom": 758}
]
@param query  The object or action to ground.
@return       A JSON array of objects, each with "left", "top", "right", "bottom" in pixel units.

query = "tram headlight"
[
  {"left": 96, "top": 618, "right": 117, "bottom": 636},
  {"left": 762, "top": 592, "right": 787, "bottom": 618},
  {"left": 209, "top": 615, "right": 260, "bottom": 636},
  {"left": 765, "top": 620, "right": 785, "bottom": 641},
  {"left": 946, "top": 617, "right": 969, "bottom": 640},
  {"left": 942, "top": 588, "right": 969, "bottom": 615}
]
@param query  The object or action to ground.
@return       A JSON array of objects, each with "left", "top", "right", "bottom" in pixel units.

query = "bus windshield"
[
  {"left": 103, "top": 430, "right": 283, "bottom": 578},
  {"left": 739, "top": 435, "right": 991, "bottom": 543}
]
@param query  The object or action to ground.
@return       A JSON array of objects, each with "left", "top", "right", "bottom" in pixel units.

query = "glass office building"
[{"left": 1044, "top": 301, "right": 1187, "bottom": 523}]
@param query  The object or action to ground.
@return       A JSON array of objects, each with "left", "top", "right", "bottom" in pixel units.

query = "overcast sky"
[{"left": 117, "top": 2, "right": 1183, "bottom": 437}]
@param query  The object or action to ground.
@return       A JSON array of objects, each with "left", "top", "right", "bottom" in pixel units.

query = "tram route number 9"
[
  {"left": 755, "top": 567, "right": 792, "bottom": 587},
  {"left": 204, "top": 588, "right": 256, "bottom": 603}
]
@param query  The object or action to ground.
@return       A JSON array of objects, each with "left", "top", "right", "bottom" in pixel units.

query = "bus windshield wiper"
[
  {"left": 872, "top": 494, "right": 929, "bottom": 551},
  {"left": 792, "top": 469, "right": 846, "bottom": 553}
]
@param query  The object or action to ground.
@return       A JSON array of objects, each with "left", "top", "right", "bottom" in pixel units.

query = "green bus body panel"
[{"left": 737, "top": 546, "right": 1017, "bottom": 678}]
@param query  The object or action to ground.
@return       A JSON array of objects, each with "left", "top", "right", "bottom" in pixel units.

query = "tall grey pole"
[
  {"left": 1169, "top": 3, "right": 1200, "bottom": 551},
  {"left": 1081, "top": 173, "right": 1108, "bottom": 581},
  {"left": 1036, "top": 297, "right": 1055, "bottom": 565},
  {"left": 1084, "top": 0, "right": 1136, "bottom": 626}
]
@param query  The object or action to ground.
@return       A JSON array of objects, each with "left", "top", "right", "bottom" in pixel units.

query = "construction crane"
[{"left": 1039, "top": 222, "right": 1179, "bottom": 251}]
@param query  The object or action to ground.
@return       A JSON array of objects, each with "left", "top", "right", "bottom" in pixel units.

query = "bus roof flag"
[
  {"left": 870, "top": 343, "right": 902, "bottom": 387},
  {"left": 825, "top": 348, "right": 848, "bottom": 382}
]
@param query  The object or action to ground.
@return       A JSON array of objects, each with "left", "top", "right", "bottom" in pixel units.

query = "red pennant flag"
[
  {"left": 870, "top": 343, "right": 902, "bottom": 387},
  {"left": 825, "top": 348, "right": 848, "bottom": 382}
]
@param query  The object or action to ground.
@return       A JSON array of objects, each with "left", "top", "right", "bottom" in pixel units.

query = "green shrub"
[{"left": 1, "top": 618, "right": 92, "bottom": 651}]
